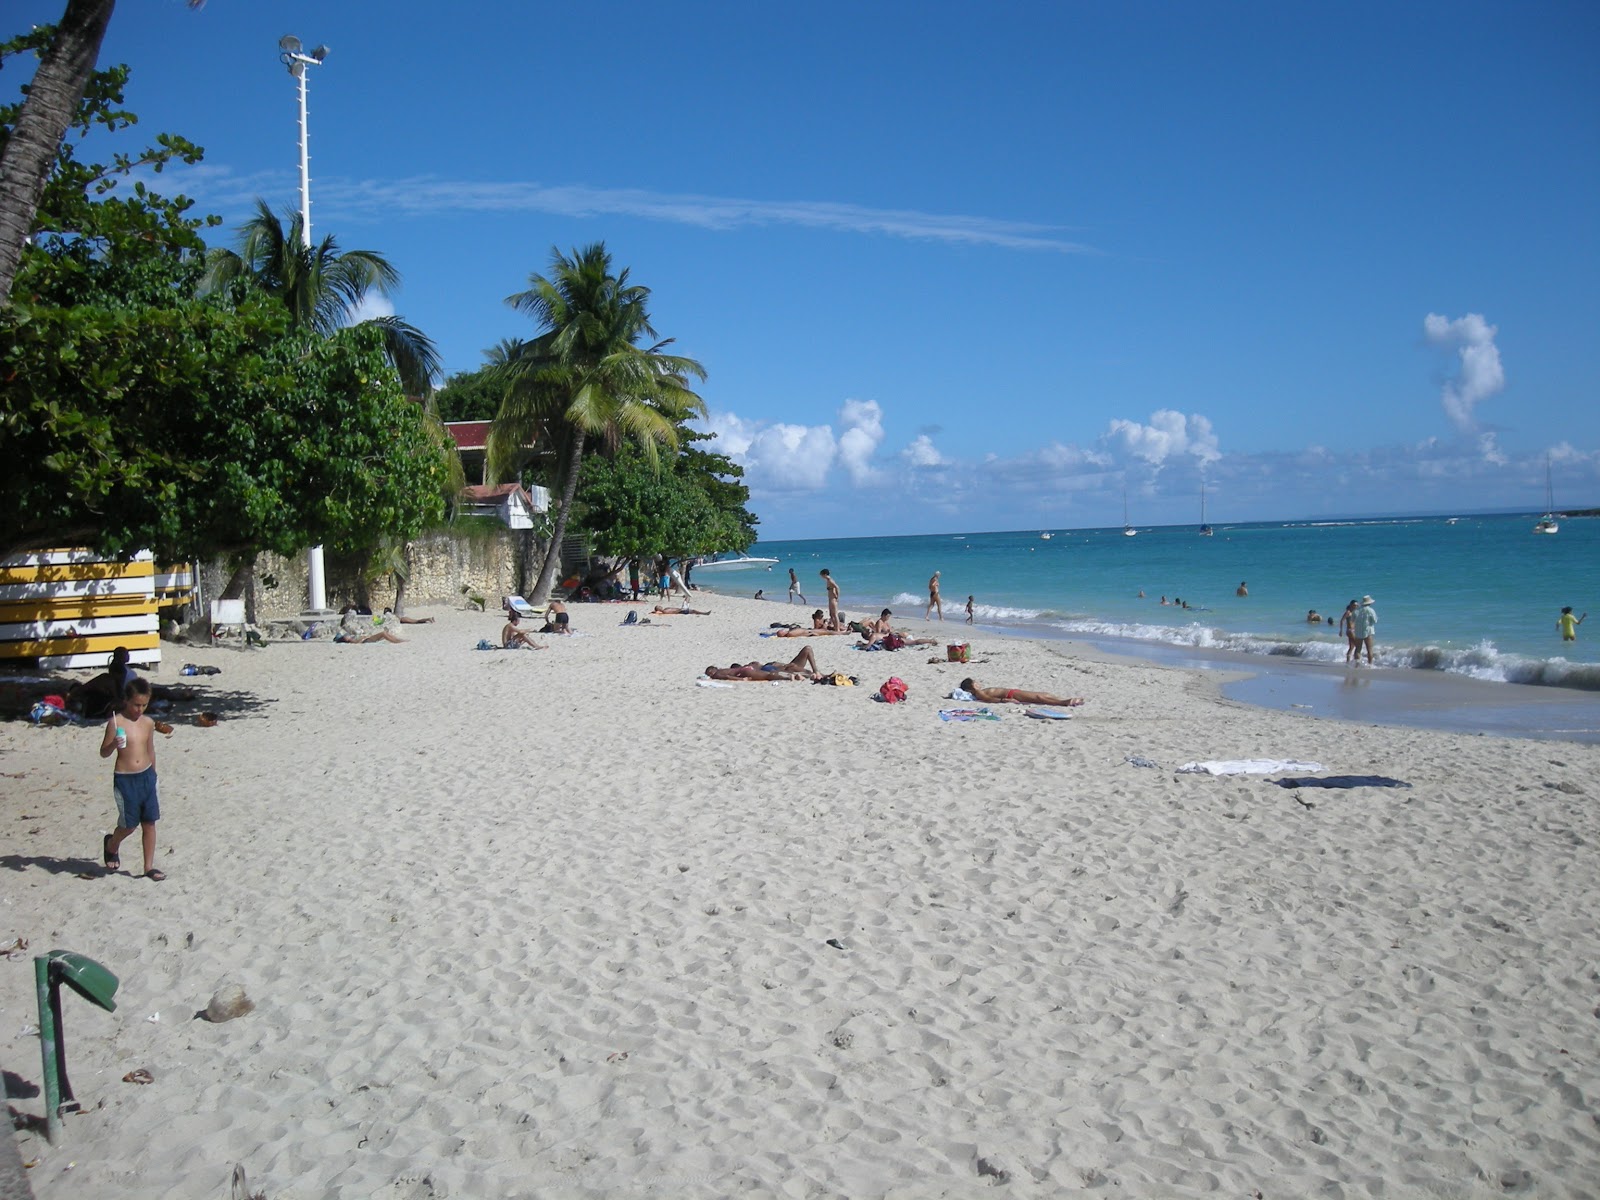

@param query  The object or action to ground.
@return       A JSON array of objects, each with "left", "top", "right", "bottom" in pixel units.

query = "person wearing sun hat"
[{"left": 1352, "top": 595, "right": 1378, "bottom": 665}]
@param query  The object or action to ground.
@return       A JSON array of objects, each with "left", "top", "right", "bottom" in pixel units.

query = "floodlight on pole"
[{"left": 278, "top": 34, "right": 333, "bottom": 615}]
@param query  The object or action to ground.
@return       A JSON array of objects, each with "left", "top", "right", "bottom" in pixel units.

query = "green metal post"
[{"left": 33, "top": 957, "right": 61, "bottom": 1145}]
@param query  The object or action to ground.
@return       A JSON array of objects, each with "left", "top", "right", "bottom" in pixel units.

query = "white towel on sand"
[{"left": 1176, "top": 759, "right": 1323, "bottom": 776}]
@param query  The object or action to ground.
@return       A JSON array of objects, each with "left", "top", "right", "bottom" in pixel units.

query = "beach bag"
[
  {"left": 946, "top": 643, "right": 970, "bottom": 663},
  {"left": 622, "top": 610, "right": 639, "bottom": 625},
  {"left": 882, "top": 633, "right": 906, "bottom": 651},
  {"left": 877, "top": 676, "right": 908, "bottom": 703}
]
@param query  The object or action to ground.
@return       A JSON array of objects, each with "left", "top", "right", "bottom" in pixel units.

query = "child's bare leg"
[
  {"left": 106, "top": 825, "right": 135, "bottom": 868},
  {"left": 140, "top": 822, "right": 157, "bottom": 874}
]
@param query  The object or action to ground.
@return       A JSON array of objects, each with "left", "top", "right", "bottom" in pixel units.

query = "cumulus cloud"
[
  {"left": 1477, "top": 431, "right": 1507, "bottom": 466},
  {"left": 348, "top": 293, "right": 395, "bottom": 324},
  {"left": 837, "top": 399, "right": 884, "bottom": 484},
  {"left": 903, "top": 434, "right": 946, "bottom": 467},
  {"left": 1424, "top": 312, "right": 1504, "bottom": 432},
  {"left": 1103, "top": 410, "right": 1221, "bottom": 467},
  {"left": 700, "top": 399, "right": 884, "bottom": 491}
]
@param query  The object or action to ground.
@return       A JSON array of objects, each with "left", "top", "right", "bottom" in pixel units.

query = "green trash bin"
[{"left": 34, "top": 950, "right": 119, "bottom": 1144}]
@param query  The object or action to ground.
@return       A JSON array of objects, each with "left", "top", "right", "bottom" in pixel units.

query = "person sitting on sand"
[
  {"left": 705, "top": 646, "right": 822, "bottom": 681},
  {"left": 502, "top": 613, "right": 546, "bottom": 649},
  {"left": 335, "top": 607, "right": 406, "bottom": 644},
  {"left": 653, "top": 605, "right": 711, "bottom": 615},
  {"left": 958, "top": 678, "right": 1086, "bottom": 707},
  {"left": 858, "top": 609, "right": 938, "bottom": 651},
  {"left": 67, "top": 645, "right": 137, "bottom": 718}
]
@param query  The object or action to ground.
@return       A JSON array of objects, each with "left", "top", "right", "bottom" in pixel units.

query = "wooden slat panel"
[
  {"left": 0, "top": 594, "right": 153, "bottom": 622},
  {"left": 0, "top": 549, "right": 153, "bottom": 569},
  {"left": 0, "top": 560, "right": 155, "bottom": 586},
  {"left": 38, "top": 648, "right": 161, "bottom": 670},
  {"left": 0, "top": 631, "right": 160, "bottom": 659},
  {"left": 0, "top": 577, "right": 157, "bottom": 603},
  {"left": 0, "top": 613, "right": 159, "bottom": 642}
]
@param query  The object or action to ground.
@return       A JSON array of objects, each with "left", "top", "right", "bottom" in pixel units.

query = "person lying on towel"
[{"left": 959, "top": 678, "right": 1085, "bottom": 707}]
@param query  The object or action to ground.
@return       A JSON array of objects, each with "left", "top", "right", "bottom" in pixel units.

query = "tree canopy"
[
  {"left": 0, "top": 46, "right": 448, "bottom": 563},
  {"left": 491, "top": 243, "right": 707, "bottom": 603},
  {"left": 574, "top": 430, "right": 758, "bottom": 562}
]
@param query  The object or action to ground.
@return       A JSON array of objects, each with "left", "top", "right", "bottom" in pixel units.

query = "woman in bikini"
[{"left": 959, "top": 678, "right": 1085, "bottom": 707}]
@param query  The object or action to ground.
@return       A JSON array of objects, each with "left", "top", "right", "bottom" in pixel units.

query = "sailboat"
[
  {"left": 1122, "top": 487, "right": 1137, "bottom": 537},
  {"left": 1534, "top": 457, "right": 1559, "bottom": 535},
  {"left": 1198, "top": 481, "right": 1213, "bottom": 537}
]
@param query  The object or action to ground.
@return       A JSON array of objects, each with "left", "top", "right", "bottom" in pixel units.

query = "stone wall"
[{"left": 200, "top": 527, "right": 539, "bottom": 621}]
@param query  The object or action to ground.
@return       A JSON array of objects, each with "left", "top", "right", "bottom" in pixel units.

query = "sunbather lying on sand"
[
  {"left": 705, "top": 646, "right": 822, "bottom": 681},
  {"left": 959, "top": 678, "right": 1085, "bottom": 707},
  {"left": 653, "top": 605, "right": 711, "bottom": 615},
  {"left": 336, "top": 608, "right": 406, "bottom": 644}
]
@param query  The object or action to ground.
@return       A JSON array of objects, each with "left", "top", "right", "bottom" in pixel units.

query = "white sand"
[{"left": 3, "top": 593, "right": 1598, "bottom": 1197}]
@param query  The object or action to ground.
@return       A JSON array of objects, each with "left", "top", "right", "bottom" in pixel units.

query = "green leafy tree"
[
  {"left": 202, "top": 199, "right": 441, "bottom": 395},
  {"left": 1, "top": 302, "right": 449, "bottom": 562},
  {"left": 434, "top": 363, "right": 507, "bottom": 423},
  {"left": 0, "top": 2, "right": 205, "bottom": 303},
  {"left": 490, "top": 243, "right": 707, "bottom": 604},
  {"left": 0, "top": 54, "right": 449, "bottom": 563}
]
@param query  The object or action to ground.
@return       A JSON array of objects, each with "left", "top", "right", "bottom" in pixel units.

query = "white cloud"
[
  {"left": 744, "top": 423, "right": 838, "bottom": 490},
  {"left": 348, "top": 293, "right": 395, "bottom": 324},
  {"left": 1424, "top": 312, "right": 1505, "bottom": 432},
  {"left": 1103, "top": 409, "right": 1221, "bottom": 467},
  {"left": 902, "top": 434, "right": 946, "bottom": 467},
  {"left": 1477, "top": 431, "right": 1507, "bottom": 466},
  {"left": 170, "top": 164, "right": 1099, "bottom": 255},
  {"left": 837, "top": 399, "right": 884, "bottom": 484}
]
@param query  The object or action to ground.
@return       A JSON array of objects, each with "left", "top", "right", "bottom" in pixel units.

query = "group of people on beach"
[{"left": 776, "top": 568, "right": 975, "bottom": 627}]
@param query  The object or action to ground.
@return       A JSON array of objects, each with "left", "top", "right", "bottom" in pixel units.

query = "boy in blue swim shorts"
[{"left": 99, "top": 677, "right": 171, "bottom": 880}]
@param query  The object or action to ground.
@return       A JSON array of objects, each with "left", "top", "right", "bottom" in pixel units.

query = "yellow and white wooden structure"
[{"left": 0, "top": 550, "right": 182, "bottom": 669}]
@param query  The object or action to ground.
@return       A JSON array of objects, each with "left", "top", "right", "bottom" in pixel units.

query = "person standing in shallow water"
[
  {"left": 926, "top": 570, "right": 943, "bottom": 621},
  {"left": 1558, "top": 607, "right": 1587, "bottom": 642},
  {"left": 1236, "top": 581, "right": 1249, "bottom": 597},
  {"left": 1352, "top": 595, "right": 1378, "bottom": 665},
  {"left": 1338, "top": 600, "right": 1359, "bottom": 663}
]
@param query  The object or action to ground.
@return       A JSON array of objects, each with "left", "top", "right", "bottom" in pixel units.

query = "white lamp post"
[{"left": 279, "top": 34, "right": 333, "bottom": 616}]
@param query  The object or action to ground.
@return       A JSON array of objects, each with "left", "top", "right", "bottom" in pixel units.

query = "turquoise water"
[{"left": 736, "top": 513, "right": 1600, "bottom": 691}]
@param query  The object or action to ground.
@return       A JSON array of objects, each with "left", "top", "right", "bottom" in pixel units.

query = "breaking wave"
[{"left": 1039, "top": 618, "right": 1600, "bottom": 692}]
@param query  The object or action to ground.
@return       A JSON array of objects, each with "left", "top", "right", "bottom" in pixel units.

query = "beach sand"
[{"left": 3, "top": 593, "right": 1598, "bottom": 1197}]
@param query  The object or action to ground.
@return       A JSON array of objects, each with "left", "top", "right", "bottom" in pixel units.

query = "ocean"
[{"left": 737, "top": 512, "right": 1600, "bottom": 692}]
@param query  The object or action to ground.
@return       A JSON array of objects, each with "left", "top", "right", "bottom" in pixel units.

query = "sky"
[{"left": 12, "top": 0, "right": 1600, "bottom": 539}]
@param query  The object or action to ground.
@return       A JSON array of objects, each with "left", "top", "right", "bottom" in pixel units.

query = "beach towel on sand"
[
  {"left": 1272, "top": 775, "right": 1412, "bottom": 789},
  {"left": 1176, "top": 759, "right": 1323, "bottom": 776},
  {"left": 938, "top": 707, "right": 999, "bottom": 722}
]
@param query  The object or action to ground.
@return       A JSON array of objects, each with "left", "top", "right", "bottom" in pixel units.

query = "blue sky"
[{"left": 14, "top": 1, "right": 1600, "bottom": 538}]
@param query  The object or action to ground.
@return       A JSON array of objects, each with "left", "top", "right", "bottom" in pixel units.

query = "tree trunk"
[
  {"left": 0, "top": 0, "right": 116, "bottom": 304},
  {"left": 527, "top": 432, "right": 585, "bottom": 606}
]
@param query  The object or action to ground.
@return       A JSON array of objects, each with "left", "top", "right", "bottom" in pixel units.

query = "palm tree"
[
  {"left": 491, "top": 243, "right": 706, "bottom": 605},
  {"left": 0, "top": 0, "right": 206, "bottom": 304},
  {"left": 201, "top": 199, "right": 440, "bottom": 394}
]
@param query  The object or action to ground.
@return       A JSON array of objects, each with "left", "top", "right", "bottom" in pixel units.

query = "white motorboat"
[
  {"left": 691, "top": 554, "right": 780, "bottom": 573},
  {"left": 1534, "top": 457, "right": 1559, "bottom": 535}
]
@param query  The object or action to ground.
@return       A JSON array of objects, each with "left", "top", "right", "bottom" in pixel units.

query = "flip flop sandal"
[
  {"left": 145, "top": 869, "right": 167, "bottom": 882},
  {"left": 103, "top": 834, "right": 120, "bottom": 873},
  {"left": 121, "top": 1069, "right": 154, "bottom": 1085}
]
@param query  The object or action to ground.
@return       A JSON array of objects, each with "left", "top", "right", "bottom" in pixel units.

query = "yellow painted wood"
[
  {"left": 0, "top": 560, "right": 154, "bottom": 586},
  {"left": 0, "top": 631, "right": 160, "bottom": 659}
]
